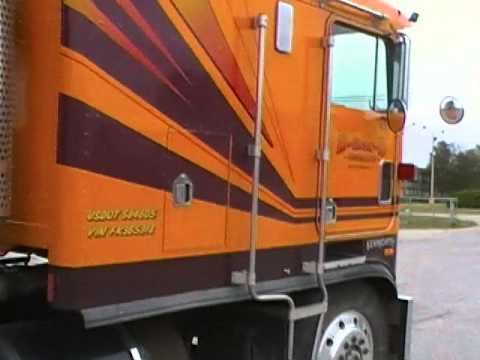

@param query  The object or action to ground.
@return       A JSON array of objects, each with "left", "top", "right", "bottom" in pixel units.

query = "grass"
[
  {"left": 400, "top": 214, "right": 477, "bottom": 229},
  {"left": 400, "top": 203, "right": 480, "bottom": 215}
]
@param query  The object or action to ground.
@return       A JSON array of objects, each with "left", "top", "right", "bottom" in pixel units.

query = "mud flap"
[
  {"left": 389, "top": 295, "right": 413, "bottom": 360},
  {"left": 398, "top": 295, "right": 413, "bottom": 360}
]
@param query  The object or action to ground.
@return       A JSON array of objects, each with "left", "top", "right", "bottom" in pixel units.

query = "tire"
[
  {"left": 127, "top": 318, "right": 190, "bottom": 360},
  {"left": 314, "top": 281, "right": 392, "bottom": 360}
]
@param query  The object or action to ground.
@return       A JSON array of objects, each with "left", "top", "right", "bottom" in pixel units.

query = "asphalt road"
[{"left": 397, "top": 227, "right": 480, "bottom": 360}]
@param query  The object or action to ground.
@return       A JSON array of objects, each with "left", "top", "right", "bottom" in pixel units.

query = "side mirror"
[
  {"left": 387, "top": 99, "right": 407, "bottom": 133},
  {"left": 440, "top": 96, "right": 464, "bottom": 124}
]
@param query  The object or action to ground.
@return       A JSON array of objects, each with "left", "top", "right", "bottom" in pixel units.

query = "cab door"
[{"left": 326, "top": 22, "right": 398, "bottom": 236}]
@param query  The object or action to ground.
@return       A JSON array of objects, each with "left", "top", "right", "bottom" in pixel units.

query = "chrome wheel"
[{"left": 316, "top": 310, "right": 374, "bottom": 360}]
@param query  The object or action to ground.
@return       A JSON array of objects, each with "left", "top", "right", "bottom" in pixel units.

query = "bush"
[{"left": 454, "top": 190, "right": 480, "bottom": 208}]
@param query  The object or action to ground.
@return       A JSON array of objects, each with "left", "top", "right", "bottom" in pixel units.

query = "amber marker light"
[{"left": 384, "top": 247, "right": 395, "bottom": 257}]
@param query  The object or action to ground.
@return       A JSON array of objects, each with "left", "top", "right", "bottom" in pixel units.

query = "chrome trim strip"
[
  {"left": 82, "top": 275, "right": 318, "bottom": 329},
  {"left": 81, "top": 263, "right": 395, "bottom": 329},
  {"left": 324, "top": 256, "right": 366, "bottom": 271}
]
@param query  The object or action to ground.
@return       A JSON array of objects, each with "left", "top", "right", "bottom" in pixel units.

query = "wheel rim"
[{"left": 316, "top": 310, "right": 374, "bottom": 360}]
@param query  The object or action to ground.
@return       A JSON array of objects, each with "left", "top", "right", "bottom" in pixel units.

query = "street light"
[
  {"left": 429, "top": 136, "right": 437, "bottom": 205},
  {"left": 425, "top": 129, "right": 445, "bottom": 204}
]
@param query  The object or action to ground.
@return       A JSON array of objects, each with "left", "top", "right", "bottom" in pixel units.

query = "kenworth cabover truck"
[{"left": 0, "top": 0, "right": 418, "bottom": 359}]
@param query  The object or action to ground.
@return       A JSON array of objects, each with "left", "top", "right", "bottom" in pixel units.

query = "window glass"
[
  {"left": 331, "top": 24, "right": 389, "bottom": 111},
  {"left": 375, "top": 40, "right": 388, "bottom": 110},
  {"left": 380, "top": 162, "right": 393, "bottom": 203}
]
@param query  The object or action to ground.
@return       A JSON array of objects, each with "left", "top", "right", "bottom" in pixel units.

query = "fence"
[{"left": 401, "top": 196, "right": 458, "bottom": 225}]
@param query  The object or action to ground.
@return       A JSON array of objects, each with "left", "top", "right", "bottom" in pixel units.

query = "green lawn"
[
  {"left": 400, "top": 214, "right": 477, "bottom": 229},
  {"left": 400, "top": 203, "right": 480, "bottom": 215}
]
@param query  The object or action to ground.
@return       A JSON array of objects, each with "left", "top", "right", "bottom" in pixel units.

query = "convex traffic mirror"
[{"left": 440, "top": 96, "right": 464, "bottom": 125}]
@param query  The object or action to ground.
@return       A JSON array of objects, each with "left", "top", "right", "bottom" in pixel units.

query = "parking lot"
[{"left": 397, "top": 227, "right": 480, "bottom": 359}]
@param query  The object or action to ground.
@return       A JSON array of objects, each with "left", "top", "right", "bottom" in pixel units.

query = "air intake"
[{"left": 0, "top": 0, "right": 15, "bottom": 217}]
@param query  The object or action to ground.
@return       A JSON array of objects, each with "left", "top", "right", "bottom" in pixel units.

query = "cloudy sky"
[{"left": 395, "top": 0, "right": 478, "bottom": 167}]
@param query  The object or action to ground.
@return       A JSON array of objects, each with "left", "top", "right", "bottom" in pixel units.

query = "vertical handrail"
[
  {"left": 316, "top": 58, "right": 332, "bottom": 308},
  {"left": 247, "top": 13, "right": 268, "bottom": 298},
  {"left": 311, "top": 31, "right": 334, "bottom": 360},
  {"left": 247, "top": 14, "right": 296, "bottom": 360}
]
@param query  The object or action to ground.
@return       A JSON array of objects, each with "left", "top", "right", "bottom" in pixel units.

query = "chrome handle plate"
[
  {"left": 172, "top": 174, "right": 193, "bottom": 207},
  {"left": 326, "top": 198, "right": 337, "bottom": 224}
]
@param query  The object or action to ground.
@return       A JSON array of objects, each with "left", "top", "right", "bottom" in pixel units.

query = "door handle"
[{"left": 326, "top": 198, "right": 337, "bottom": 224}]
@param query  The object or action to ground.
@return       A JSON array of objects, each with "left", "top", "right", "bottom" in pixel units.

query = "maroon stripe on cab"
[
  {"left": 335, "top": 198, "right": 400, "bottom": 208},
  {"left": 50, "top": 238, "right": 394, "bottom": 311},
  {"left": 58, "top": 95, "right": 395, "bottom": 226},
  {"left": 61, "top": 3, "right": 318, "bottom": 210},
  {"left": 57, "top": 94, "right": 317, "bottom": 224},
  {"left": 92, "top": 0, "right": 191, "bottom": 94},
  {"left": 50, "top": 243, "right": 319, "bottom": 309},
  {"left": 337, "top": 212, "right": 397, "bottom": 221},
  {"left": 335, "top": 198, "right": 379, "bottom": 207}
]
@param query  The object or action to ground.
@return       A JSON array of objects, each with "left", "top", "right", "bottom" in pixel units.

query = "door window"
[{"left": 331, "top": 24, "right": 389, "bottom": 112}]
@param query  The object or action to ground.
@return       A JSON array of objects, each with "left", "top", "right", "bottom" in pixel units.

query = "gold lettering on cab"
[
  {"left": 87, "top": 209, "right": 158, "bottom": 222},
  {"left": 88, "top": 224, "right": 156, "bottom": 239},
  {"left": 86, "top": 208, "right": 158, "bottom": 239}
]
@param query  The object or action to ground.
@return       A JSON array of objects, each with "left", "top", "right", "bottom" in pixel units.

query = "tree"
[
  {"left": 427, "top": 141, "right": 480, "bottom": 195},
  {"left": 427, "top": 141, "right": 455, "bottom": 195}
]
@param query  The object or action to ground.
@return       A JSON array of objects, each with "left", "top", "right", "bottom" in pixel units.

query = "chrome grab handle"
[
  {"left": 248, "top": 15, "right": 296, "bottom": 360},
  {"left": 230, "top": 14, "right": 296, "bottom": 360}
]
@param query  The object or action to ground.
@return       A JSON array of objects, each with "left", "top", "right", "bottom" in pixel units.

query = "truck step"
[{"left": 289, "top": 301, "right": 327, "bottom": 321}]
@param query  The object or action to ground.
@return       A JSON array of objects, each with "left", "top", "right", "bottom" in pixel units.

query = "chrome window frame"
[{"left": 391, "top": 33, "right": 411, "bottom": 108}]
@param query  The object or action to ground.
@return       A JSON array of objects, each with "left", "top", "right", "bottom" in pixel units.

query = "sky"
[{"left": 394, "top": 0, "right": 479, "bottom": 167}]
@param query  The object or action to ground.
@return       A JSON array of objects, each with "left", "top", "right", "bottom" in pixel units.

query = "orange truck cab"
[{"left": 0, "top": 1, "right": 415, "bottom": 359}]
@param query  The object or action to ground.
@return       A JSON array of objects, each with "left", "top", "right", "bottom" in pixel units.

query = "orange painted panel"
[
  {"left": 227, "top": 207, "right": 317, "bottom": 251},
  {"left": 329, "top": 106, "right": 394, "bottom": 198},
  {"left": 219, "top": 0, "right": 330, "bottom": 199},
  {"left": 164, "top": 195, "right": 227, "bottom": 254},
  {"left": 47, "top": 166, "right": 164, "bottom": 267},
  {"left": 163, "top": 129, "right": 229, "bottom": 255},
  {"left": 327, "top": 105, "right": 398, "bottom": 234}
]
